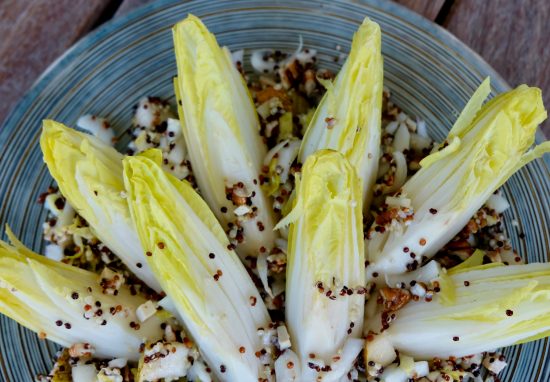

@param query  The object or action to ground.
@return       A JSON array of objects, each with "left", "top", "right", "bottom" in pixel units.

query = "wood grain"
[
  {"left": 115, "top": 0, "right": 153, "bottom": 16},
  {"left": 393, "top": 0, "right": 446, "bottom": 20},
  {"left": 116, "top": 0, "right": 447, "bottom": 20},
  {"left": 444, "top": 0, "right": 550, "bottom": 136},
  {"left": 0, "top": 0, "right": 114, "bottom": 125}
]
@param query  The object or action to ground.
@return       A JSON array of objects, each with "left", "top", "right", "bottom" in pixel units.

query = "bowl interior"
[{"left": 0, "top": 0, "right": 548, "bottom": 380}]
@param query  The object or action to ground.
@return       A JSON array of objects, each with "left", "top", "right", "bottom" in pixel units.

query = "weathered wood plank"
[
  {"left": 394, "top": 0, "right": 446, "bottom": 21},
  {"left": 115, "top": 0, "right": 153, "bottom": 16},
  {"left": 1, "top": 0, "right": 548, "bottom": 136},
  {"left": 0, "top": 0, "right": 115, "bottom": 125},
  {"left": 444, "top": 0, "right": 550, "bottom": 136},
  {"left": 116, "top": 0, "right": 447, "bottom": 23}
]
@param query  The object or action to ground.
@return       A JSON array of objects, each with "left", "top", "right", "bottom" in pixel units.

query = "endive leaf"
[
  {"left": 365, "top": 263, "right": 550, "bottom": 360},
  {"left": 123, "top": 154, "right": 273, "bottom": 382},
  {"left": 299, "top": 17, "right": 383, "bottom": 209},
  {"left": 0, "top": 238, "right": 164, "bottom": 361},
  {"left": 366, "top": 81, "right": 548, "bottom": 280},
  {"left": 173, "top": 15, "right": 276, "bottom": 258},
  {"left": 285, "top": 150, "right": 365, "bottom": 380},
  {"left": 448, "top": 249, "right": 486, "bottom": 275},
  {"left": 40, "top": 120, "right": 161, "bottom": 292}
]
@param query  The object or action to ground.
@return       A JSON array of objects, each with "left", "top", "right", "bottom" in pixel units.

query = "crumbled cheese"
[
  {"left": 385, "top": 120, "right": 399, "bottom": 135},
  {"left": 377, "top": 364, "right": 409, "bottom": 382},
  {"left": 410, "top": 132, "right": 432, "bottom": 151},
  {"left": 413, "top": 361, "right": 430, "bottom": 378},
  {"left": 45, "top": 244, "right": 64, "bottom": 261},
  {"left": 136, "top": 300, "right": 157, "bottom": 322},
  {"left": 251, "top": 49, "right": 284, "bottom": 73},
  {"left": 130, "top": 102, "right": 191, "bottom": 181},
  {"left": 234, "top": 205, "right": 252, "bottom": 216},
  {"left": 258, "top": 327, "right": 277, "bottom": 347},
  {"left": 460, "top": 353, "right": 483, "bottom": 371},
  {"left": 483, "top": 354, "right": 507, "bottom": 374},
  {"left": 108, "top": 358, "right": 127, "bottom": 369},
  {"left": 485, "top": 193, "right": 510, "bottom": 214},
  {"left": 133, "top": 97, "right": 173, "bottom": 129},
  {"left": 77, "top": 115, "right": 115, "bottom": 146},
  {"left": 139, "top": 342, "right": 191, "bottom": 381}
]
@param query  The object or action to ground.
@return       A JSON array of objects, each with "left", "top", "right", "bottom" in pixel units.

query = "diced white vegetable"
[
  {"left": 392, "top": 123, "right": 410, "bottom": 153},
  {"left": 385, "top": 121, "right": 399, "bottom": 135},
  {"left": 277, "top": 325, "right": 292, "bottom": 350},
  {"left": 379, "top": 364, "right": 409, "bottom": 382},
  {"left": 365, "top": 334, "right": 396, "bottom": 366},
  {"left": 136, "top": 300, "right": 157, "bottom": 323}
]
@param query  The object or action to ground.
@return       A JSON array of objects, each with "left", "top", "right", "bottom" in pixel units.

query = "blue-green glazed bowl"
[{"left": 0, "top": 0, "right": 548, "bottom": 380}]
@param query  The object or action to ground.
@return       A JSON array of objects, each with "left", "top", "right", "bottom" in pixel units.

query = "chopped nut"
[
  {"left": 379, "top": 287, "right": 411, "bottom": 312},
  {"left": 256, "top": 87, "right": 291, "bottom": 109}
]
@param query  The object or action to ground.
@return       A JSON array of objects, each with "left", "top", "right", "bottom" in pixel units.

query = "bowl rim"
[{"left": 0, "top": 1, "right": 548, "bottom": 380}]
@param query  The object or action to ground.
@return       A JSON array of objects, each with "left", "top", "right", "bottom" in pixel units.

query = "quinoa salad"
[{"left": 0, "top": 15, "right": 548, "bottom": 382}]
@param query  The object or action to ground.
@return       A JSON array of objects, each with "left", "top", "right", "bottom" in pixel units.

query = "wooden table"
[{"left": 0, "top": 0, "right": 548, "bottom": 136}]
